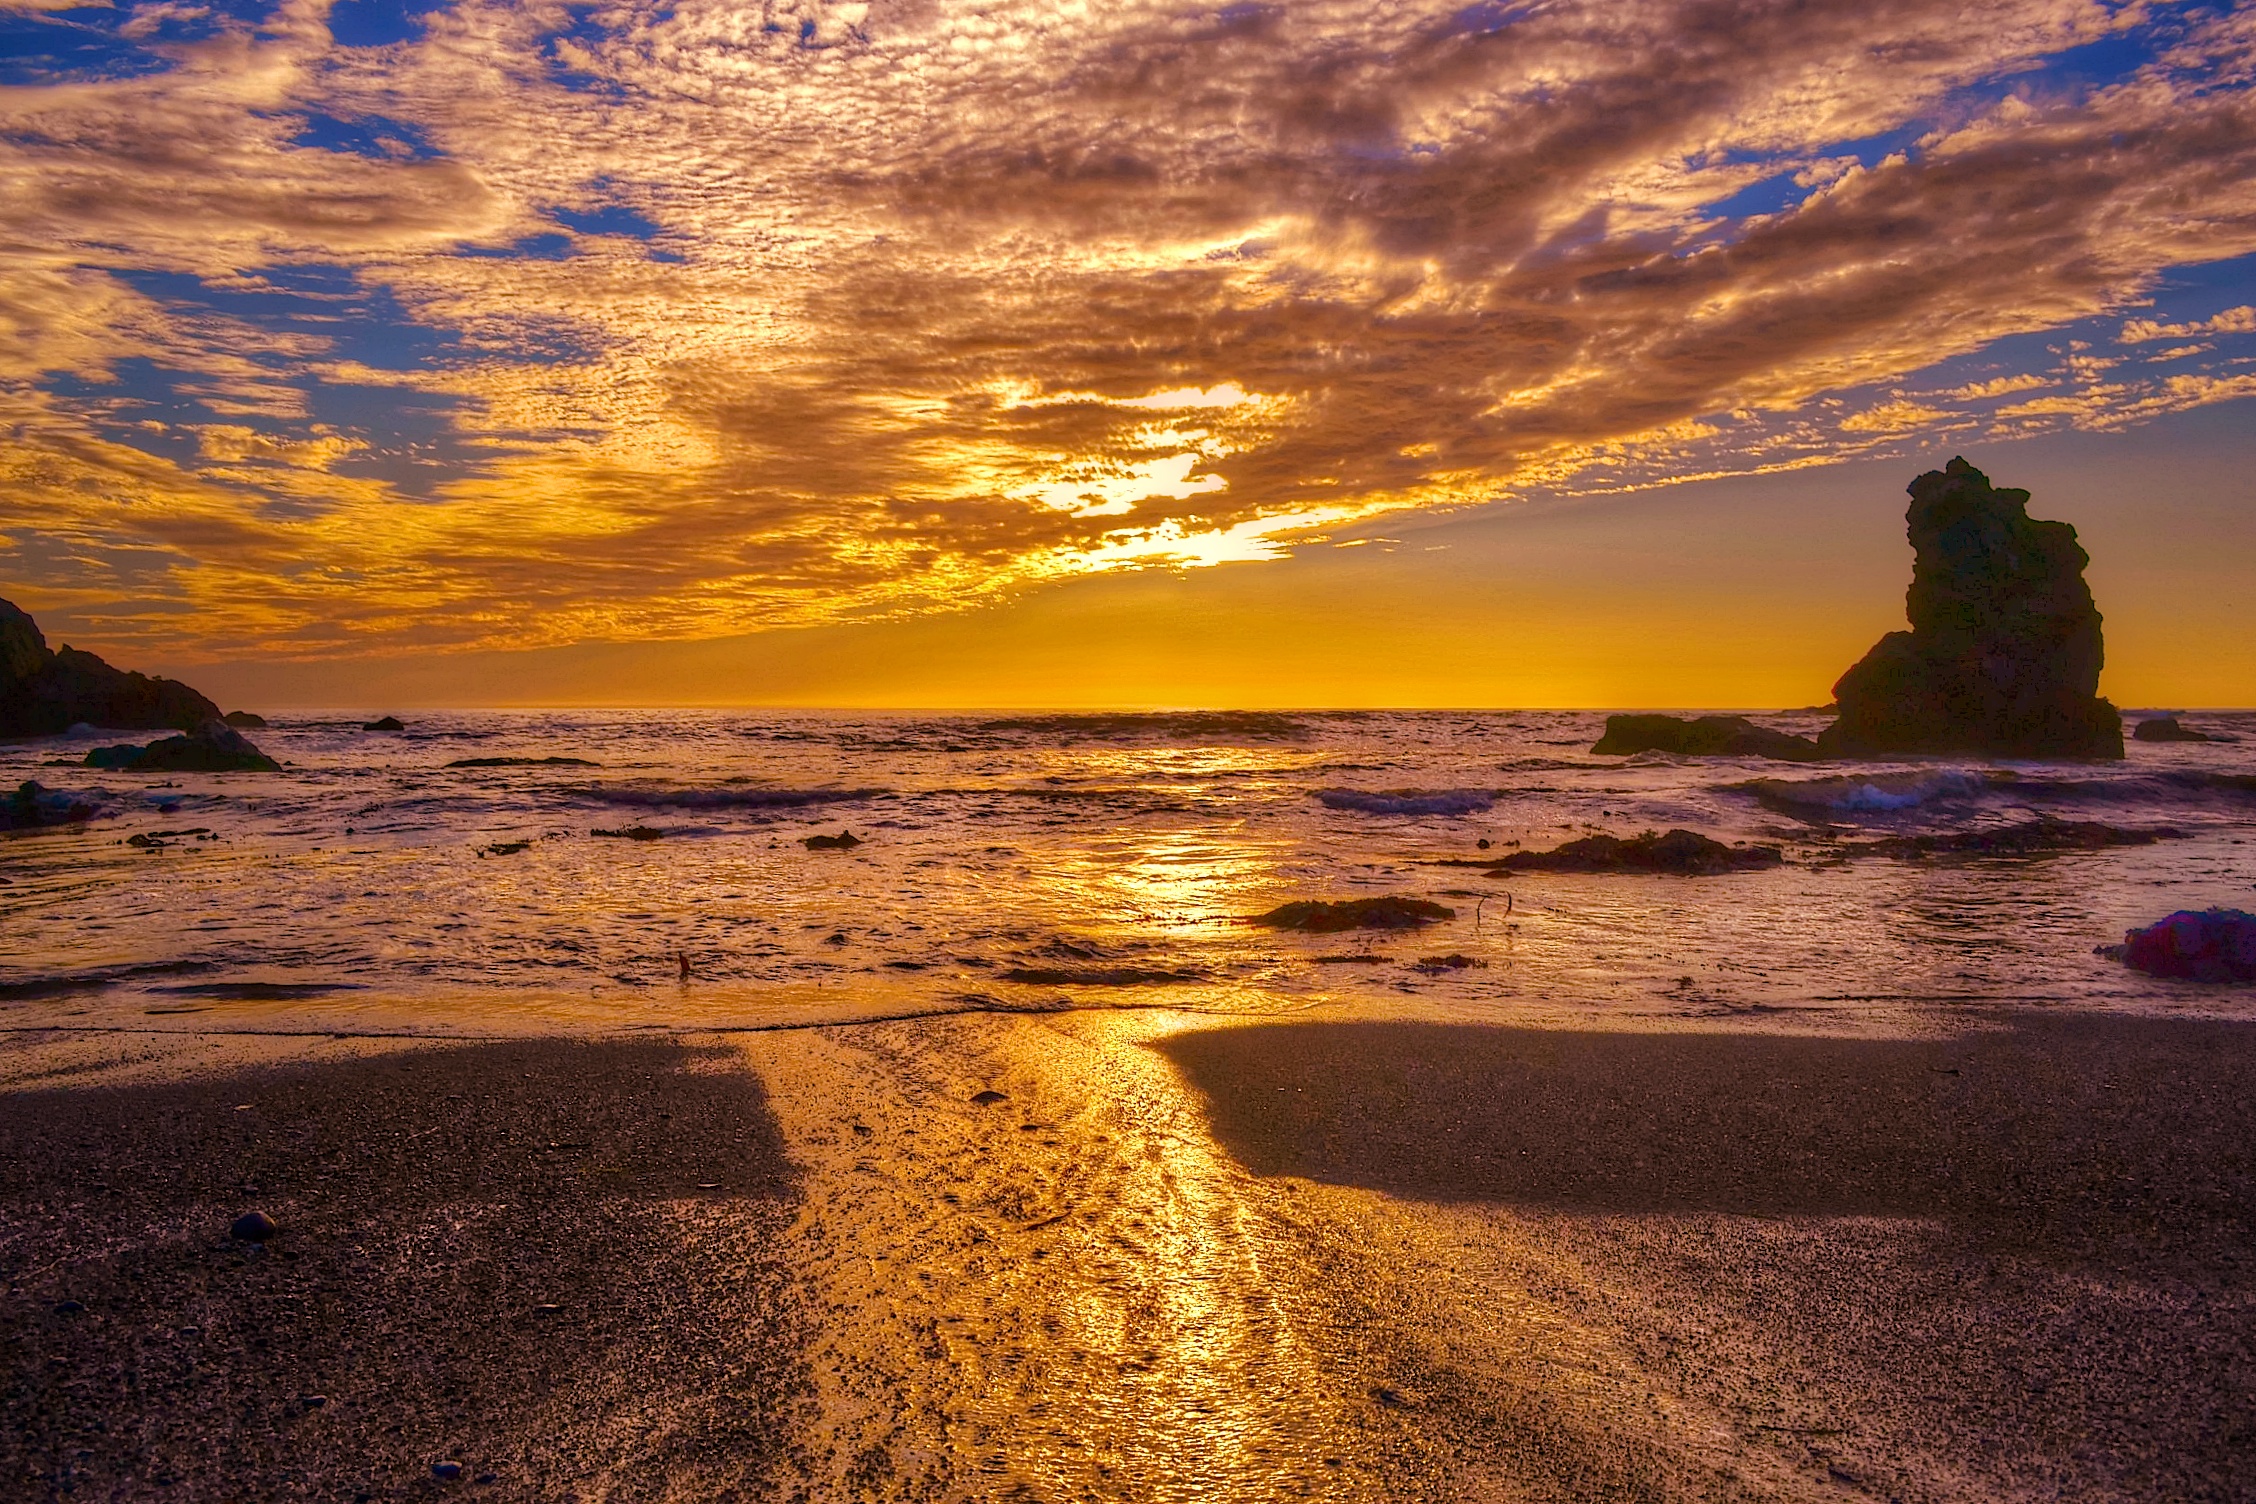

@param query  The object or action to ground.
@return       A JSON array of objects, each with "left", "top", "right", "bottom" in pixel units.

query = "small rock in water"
[
  {"left": 1252, "top": 896, "right": 1455, "bottom": 932},
  {"left": 803, "top": 829, "right": 863, "bottom": 850},
  {"left": 363, "top": 715, "right": 406, "bottom": 732},
  {"left": 2132, "top": 715, "right": 2219, "bottom": 743},
  {"left": 1492, "top": 829, "right": 1781, "bottom": 876},
  {"left": 2120, "top": 909, "right": 2256, "bottom": 982},
  {"left": 431, "top": 1460, "right": 463, "bottom": 1480},
  {"left": 971, "top": 1089, "right": 1008, "bottom": 1105},
  {"left": 230, "top": 1210, "right": 279, "bottom": 1242}
]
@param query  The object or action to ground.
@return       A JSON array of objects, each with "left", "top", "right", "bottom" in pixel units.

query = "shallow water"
[{"left": 5, "top": 709, "right": 2255, "bottom": 1035}]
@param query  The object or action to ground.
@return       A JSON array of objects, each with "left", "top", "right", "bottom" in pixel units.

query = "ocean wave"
[
  {"left": 1316, "top": 787, "right": 1495, "bottom": 816},
  {"left": 1744, "top": 770, "right": 1991, "bottom": 817},
  {"left": 578, "top": 785, "right": 885, "bottom": 809}
]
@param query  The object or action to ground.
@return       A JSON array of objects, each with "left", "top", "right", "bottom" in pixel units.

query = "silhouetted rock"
[
  {"left": 2132, "top": 716, "right": 2217, "bottom": 744},
  {"left": 1843, "top": 819, "right": 2184, "bottom": 858},
  {"left": 802, "top": 830, "right": 862, "bottom": 850},
  {"left": 1491, "top": 829, "right": 1781, "bottom": 875},
  {"left": 230, "top": 1210, "right": 279, "bottom": 1242},
  {"left": 2119, "top": 909, "right": 2256, "bottom": 983},
  {"left": 222, "top": 711, "right": 267, "bottom": 729},
  {"left": 1252, "top": 896, "right": 1454, "bottom": 931},
  {"left": 592, "top": 825, "right": 664, "bottom": 841},
  {"left": 1, "top": 780, "right": 98, "bottom": 831},
  {"left": 362, "top": 716, "right": 406, "bottom": 732},
  {"left": 1818, "top": 459, "right": 2121, "bottom": 759},
  {"left": 1592, "top": 714, "right": 1820, "bottom": 761},
  {"left": 102, "top": 720, "right": 282, "bottom": 773},
  {"left": 0, "top": 596, "right": 220, "bottom": 737}
]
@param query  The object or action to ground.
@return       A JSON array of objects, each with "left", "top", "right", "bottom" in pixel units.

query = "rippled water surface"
[{"left": 6, "top": 709, "right": 2255, "bottom": 1032}]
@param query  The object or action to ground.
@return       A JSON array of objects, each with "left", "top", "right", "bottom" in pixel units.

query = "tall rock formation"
[
  {"left": 1818, "top": 458, "right": 2122, "bottom": 759},
  {"left": 0, "top": 596, "right": 221, "bottom": 737}
]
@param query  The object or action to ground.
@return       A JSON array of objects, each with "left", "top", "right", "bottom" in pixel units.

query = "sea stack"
[{"left": 1818, "top": 458, "right": 2122, "bottom": 759}]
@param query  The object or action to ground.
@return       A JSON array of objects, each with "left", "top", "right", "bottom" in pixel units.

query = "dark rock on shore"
[
  {"left": 1, "top": 596, "right": 220, "bottom": 737},
  {"left": 222, "top": 711, "right": 267, "bottom": 729},
  {"left": 2119, "top": 909, "right": 2256, "bottom": 982},
  {"left": 1819, "top": 459, "right": 2121, "bottom": 759},
  {"left": 362, "top": 715, "right": 406, "bottom": 732},
  {"left": 1253, "top": 896, "right": 1454, "bottom": 931},
  {"left": 1492, "top": 829, "right": 1782, "bottom": 875},
  {"left": 2132, "top": 716, "right": 2219, "bottom": 744},
  {"left": 803, "top": 830, "right": 862, "bottom": 850},
  {"left": 85, "top": 719, "right": 280, "bottom": 773},
  {"left": 1592, "top": 714, "right": 1820, "bottom": 761},
  {"left": 1845, "top": 819, "right": 2184, "bottom": 859},
  {"left": 2, "top": 780, "right": 98, "bottom": 831}
]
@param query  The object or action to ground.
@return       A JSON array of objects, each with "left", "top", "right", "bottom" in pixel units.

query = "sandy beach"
[{"left": 5, "top": 1008, "right": 2251, "bottom": 1502}]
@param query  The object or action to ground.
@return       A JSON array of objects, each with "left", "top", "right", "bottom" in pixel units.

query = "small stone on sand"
[{"left": 230, "top": 1210, "right": 278, "bottom": 1241}]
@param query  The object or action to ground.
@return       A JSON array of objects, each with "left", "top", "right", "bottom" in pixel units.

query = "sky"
[{"left": 1, "top": 0, "right": 2253, "bottom": 709}]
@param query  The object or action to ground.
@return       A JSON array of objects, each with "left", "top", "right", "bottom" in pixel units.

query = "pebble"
[
  {"left": 432, "top": 1460, "right": 463, "bottom": 1480},
  {"left": 533, "top": 1303, "right": 564, "bottom": 1316},
  {"left": 302, "top": 1395, "right": 327, "bottom": 1408},
  {"left": 231, "top": 1210, "right": 279, "bottom": 1241},
  {"left": 53, "top": 1299, "right": 84, "bottom": 1315}
]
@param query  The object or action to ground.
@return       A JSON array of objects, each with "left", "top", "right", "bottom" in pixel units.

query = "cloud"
[
  {"left": 2, "top": 0, "right": 2255, "bottom": 659},
  {"left": 2120, "top": 305, "right": 2256, "bottom": 342}
]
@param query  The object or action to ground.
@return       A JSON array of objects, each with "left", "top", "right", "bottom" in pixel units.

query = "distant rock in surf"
[
  {"left": 1252, "top": 896, "right": 1454, "bottom": 931},
  {"left": 362, "top": 715, "right": 406, "bottom": 732},
  {"left": 1841, "top": 819, "right": 2184, "bottom": 859},
  {"left": 2131, "top": 716, "right": 2219, "bottom": 744},
  {"left": 0, "top": 595, "right": 221, "bottom": 737},
  {"left": 1591, "top": 714, "right": 1820, "bottom": 762},
  {"left": 447, "top": 756, "right": 601, "bottom": 768},
  {"left": 1818, "top": 458, "right": 2122, "bottom": 759},
  {"left": 1491, "top": 829, "right": 1781, "bottom": 875},
  {"left": 222, "top": 711, "right": 267, "bottom": 729},
  {"left": 1316, "top": 788, "right": 1495, "bottom": 815},
  {"left": 84, "top": 719, "right": 280, "bottom": 773},
  {"left": 2, "top": 779, "right": 99, "bottom": 831},
  {"left": 802, "top": 829, "right": 862, "bottom": 850},
  {"left": 2118, "top": 909, "right": 2256, "bottom": 983}
]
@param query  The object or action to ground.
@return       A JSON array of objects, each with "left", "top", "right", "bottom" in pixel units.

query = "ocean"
[{"left": 7, "top": 709, "right": 2254, "bottom": 1037}]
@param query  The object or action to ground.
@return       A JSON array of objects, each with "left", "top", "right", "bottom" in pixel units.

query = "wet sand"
[
  {"left": 4, "top": 1010, "right": 2253, "bottom": 1501},
  {"left": 0, "top": 1036, "right": 807, "bottom": 1501}
]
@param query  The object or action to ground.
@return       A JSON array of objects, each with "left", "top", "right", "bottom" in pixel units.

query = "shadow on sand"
[
  {"left": 0, "top": 1037, "right": 807, "bottom": 1500},
  {"left": 1159, "top": 1014, "right": 2256, "bottom": 1259}
]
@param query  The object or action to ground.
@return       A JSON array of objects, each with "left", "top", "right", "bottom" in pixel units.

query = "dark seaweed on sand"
[{"left": 1490, "top": 829, "right": 1782, "bottom": 875}]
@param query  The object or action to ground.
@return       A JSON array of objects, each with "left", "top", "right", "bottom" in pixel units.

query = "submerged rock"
[
  {"left": 1492, "top": 829, "right": 1782, "bottom": 875},
  {"left": 2132, "top": 716, "right": 2218, "bottom": 744},
  {"left": 1845, "top": 819, "right": 2184, "bottom": 858},
  {"left": 1819, "top": 458, "right": 2122, "bottom": 759},
  {"left": 1, "top": 780, "right": 98, "bottom": 831},
  {"left": 1592, "top": 714, "right": 1820, "bottom": 761},
  {"left": 0, "top": 596, "right": 221, "bottom": 737},
  {"left": 2119, "top": 909, "right": 2256, "bottom": 982},
  {"left": 88, "top": 720, "right": 280, "bottom": 773},
  {"left": 1252, "top": 896, "right": 1454, "bottom": 932}
]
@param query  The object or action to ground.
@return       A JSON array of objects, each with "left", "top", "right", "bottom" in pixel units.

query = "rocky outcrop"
[
  {"left": 1592, "top": 714, "right": 1820, "bottom": 761},
  {"left": 87, "top": 719, "right": 280, "bottom": 772},
  {"left": 1, "top": 597, "right": 219, "bottom": 737},
  {"left": 363, "top": 716, "right": 406, "bottom": 732},
  {"left": 1490, "top": 829, "right": 1782, "bottom": 875},
  {"left": 1818, "top": 459, "right": 2121, "bottom": 759},
  {"left": 222, "top": 711, "right": 268, "bottom": 729}
]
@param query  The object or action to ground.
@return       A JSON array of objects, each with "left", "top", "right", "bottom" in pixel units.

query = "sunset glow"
[{"left": 3, "top": 0, "right": 2254, "bottom": 701}]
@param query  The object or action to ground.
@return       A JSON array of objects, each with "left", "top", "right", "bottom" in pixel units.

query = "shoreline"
[{"left": 5, "top": 1005, "right": 2253, "bottom": 1500}]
